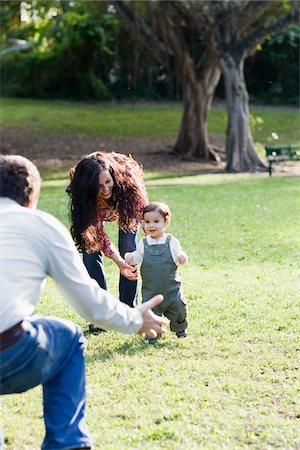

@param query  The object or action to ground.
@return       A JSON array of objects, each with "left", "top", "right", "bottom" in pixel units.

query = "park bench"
[{"left": 265, "top": 145, "right": 300, "bottom": 176}]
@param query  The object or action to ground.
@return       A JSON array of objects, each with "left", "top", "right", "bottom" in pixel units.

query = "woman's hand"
[
  {"left": 137, "top": 295, "right": 168, "bottom": 338},
  {"left": 110, "top": 252, "right": 138, "bottom": 281},
  {"left": 117, "top": 259, "right": 138, "bottom": 281}
]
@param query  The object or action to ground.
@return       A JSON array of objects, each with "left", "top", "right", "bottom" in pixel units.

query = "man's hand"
[{"left": 137, "top": 295, "right": 168, "bottom": 338}]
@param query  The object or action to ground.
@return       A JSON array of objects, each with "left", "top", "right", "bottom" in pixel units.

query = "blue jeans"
[
  {"left": 83, "top": 228, "right": 138, "bottom": 307},
  {"left": 0, "top": 317, "right": 92, "bottom": 450}
]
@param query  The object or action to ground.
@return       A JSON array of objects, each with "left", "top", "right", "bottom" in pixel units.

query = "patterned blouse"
[{"left": 82, "top": 196, "right": 147, "bottom": 257}]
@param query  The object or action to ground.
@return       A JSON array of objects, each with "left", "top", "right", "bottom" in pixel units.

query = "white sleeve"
[
  {"left": 170, "top": 236, "right": 188, "bottom": 265},
  {"left": 39, "top": 213, "right": 143, "bottom": 334}
]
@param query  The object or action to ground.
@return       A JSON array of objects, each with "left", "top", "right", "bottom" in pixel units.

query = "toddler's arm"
[
  {"left": 177, "top": 251, "right": 188, "bottom": 265},
  {"left": 124, "top": 240, "right": 144, "bottom": 265},
  {"left": 125, "top": 250, "right": 141, "bottom": 265},
  {"left": 171, "top": 236, "right": 188, "bottom": 265}
]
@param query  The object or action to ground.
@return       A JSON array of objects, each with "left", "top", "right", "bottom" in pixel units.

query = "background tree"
[
  {"left": 0, "top": 0, "right": 298, "bottom": 170},
  {"left": 185, "top": 0, "right": 299, "bottom": 171},
  {"left": 112, "top": 0, "right": 222, "bottom": 162},
  {"left": 112, "top": 0, "right": 299, "bottom": 171}
]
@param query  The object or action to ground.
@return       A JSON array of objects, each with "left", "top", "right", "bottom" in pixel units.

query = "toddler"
[{"left": 125, "top": 202, "right": 188, "bottom": 343}]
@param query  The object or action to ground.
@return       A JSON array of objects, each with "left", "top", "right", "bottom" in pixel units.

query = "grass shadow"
[{"left": 85, "top": 334, "right": 176, "bottom": 363}]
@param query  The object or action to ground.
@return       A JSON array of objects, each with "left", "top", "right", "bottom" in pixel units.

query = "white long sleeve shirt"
[
  {"left": 125, "top": 234, "right": 188, "bottom": 265},
  {"left": 0, "top": 198, "right": 143, "bottom": 334}
]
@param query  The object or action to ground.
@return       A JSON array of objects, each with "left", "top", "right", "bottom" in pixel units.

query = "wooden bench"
[{"left": 265, "top": 145, "right": 300, "bottom": 176}]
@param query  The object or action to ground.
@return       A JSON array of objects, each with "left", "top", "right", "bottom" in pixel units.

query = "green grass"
[
  {"left": 1, "top": 98, "right": 299, "bottom": 148},
  {"left": 1, "top": 171, "right": 299, "bottom": 449}
]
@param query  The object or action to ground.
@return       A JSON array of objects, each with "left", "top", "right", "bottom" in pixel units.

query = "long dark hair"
[{"left": 66, "top": 151, "right": 147, "bottom": 251}]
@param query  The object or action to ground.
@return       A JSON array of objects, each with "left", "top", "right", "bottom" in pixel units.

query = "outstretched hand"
[
  {"left": 137, "top": 294, "right": 168, "bottom": 338},
  {"left": 119, "top": 261, "right": 138, "bottom": 281}
]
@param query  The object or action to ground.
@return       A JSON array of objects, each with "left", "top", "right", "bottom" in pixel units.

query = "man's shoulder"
[
  {"left": 35, "top": 208, "right": 69, "bottom": 234},
  {"left": 34, "top": 207, "right": 59, "bottom": 223},
  {"left": 21, "top": 207, "right": 69, "bottom": 239}
]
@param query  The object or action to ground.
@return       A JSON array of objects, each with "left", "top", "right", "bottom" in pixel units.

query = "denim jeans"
[
  {"left": 0, "top": 317, "right": 92, "bottom": 450},
  {"left": 83, "top": 227, "right": 138, "bottom": 307}
]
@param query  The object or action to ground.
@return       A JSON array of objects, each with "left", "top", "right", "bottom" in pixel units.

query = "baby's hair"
[{"left": 143, "top": 202, "right": 171, "bottom": 224}]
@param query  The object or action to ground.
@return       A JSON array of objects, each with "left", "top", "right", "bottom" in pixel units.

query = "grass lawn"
[
  {"left": 1, "top": 98, "right": 299, "bottom": 154},
  {"left": 1, "top": 170, "right": 299, "bottom": 449}
]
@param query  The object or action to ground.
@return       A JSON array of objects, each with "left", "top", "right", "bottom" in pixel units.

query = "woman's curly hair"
[{"left": 66, "top": 150, "right": 147, "bottom": 251}]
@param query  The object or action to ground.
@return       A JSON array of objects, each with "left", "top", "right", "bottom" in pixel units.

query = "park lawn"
[
  {"left": 1, "top": 171, "right": 299, "bottom": 450},
  {"left": 1, "top": 98, "right": 299, "bottom": 152}
]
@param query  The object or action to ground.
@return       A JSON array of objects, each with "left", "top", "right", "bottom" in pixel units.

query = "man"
[{"left": 0, "top": 155, "right": 167, "bottom": 450}]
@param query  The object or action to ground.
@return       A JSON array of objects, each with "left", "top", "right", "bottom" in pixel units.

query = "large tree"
[
  {"left": 173, "top": 0, "right": 299, "bottom": 171},
  {"left": 112, "top": 0, "right": 299, "bottom": 171},
  {"left": 112, "top": 0, "right": 222, "bottom": 162}
]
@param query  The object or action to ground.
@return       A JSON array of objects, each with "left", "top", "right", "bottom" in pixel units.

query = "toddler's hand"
[
  {"left": 125, "top": 254, "right": 134, "bottom": 265},
  {"left": 177, "top": 253, "right": 188, "bottom": 265}
]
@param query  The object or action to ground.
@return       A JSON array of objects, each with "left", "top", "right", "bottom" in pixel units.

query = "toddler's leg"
[
  {"left": 144, "top": 306, "right": 163, "bottom": 344},
  {"left": 164, "top": 299, "right": 188, "bottom": 337}
]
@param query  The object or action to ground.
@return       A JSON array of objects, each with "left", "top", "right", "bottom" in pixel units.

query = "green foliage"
[
  {"left": 245, "top": 24, "right": 300, "bottom": 105},
  {"left": 1, "top": 4, "right": 118, "bottom": 99},
  {"left": 0, "top": 3, "right": 298, "bottom": 104},
  {"left": 0, "top": 1, "right": 23, "bottom": 43},
  {"left": 1, "top": 51, "right": 110, "bottom": 99},
  {"left": 215, "top": 24, "right": 300, "bottom": 106},
  {"left": 1, "top": 172, "right": 300, "bottom": 449}
]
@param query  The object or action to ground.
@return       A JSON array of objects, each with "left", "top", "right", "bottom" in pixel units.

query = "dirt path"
[{"left": 1, "top": 126, "right": 299, "bottom": 176}]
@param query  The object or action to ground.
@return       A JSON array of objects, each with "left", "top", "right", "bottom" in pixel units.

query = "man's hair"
[{"left": 0, "top": 155, "right": 41, "bottom": 206}]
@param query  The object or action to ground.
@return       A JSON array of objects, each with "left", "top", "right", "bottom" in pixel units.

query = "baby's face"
[{"left": 143, "top": 210, "right": 166, "bottom": 239}]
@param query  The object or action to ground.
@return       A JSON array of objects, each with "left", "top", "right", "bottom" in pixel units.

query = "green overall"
[{"left": 141, "top": 235, "right": 187, "bottom": 333}]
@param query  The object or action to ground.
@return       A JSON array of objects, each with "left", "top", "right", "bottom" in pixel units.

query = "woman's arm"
[
  {"left": 108, "top": 241, "right": 138, "bottom": 280},
  {"left": 84, "top": 218, "right": 138, "bottom": 281}
]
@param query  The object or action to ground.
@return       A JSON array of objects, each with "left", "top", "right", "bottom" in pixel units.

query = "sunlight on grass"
[
  {"left": 1, "top": 169, "right": 300, "bottom": 449},
  {"left": 1, "top": 98, "right": 299, "bottom": 146},
  {"left": 146, "top": 172, "right": 269, "bottom": 185}
]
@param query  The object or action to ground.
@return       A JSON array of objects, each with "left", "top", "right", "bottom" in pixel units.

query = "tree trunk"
[
  {"left": 220, "top": 52, "right": 266, "bottom": 172},
  {"left": 174, "top": 58, "right": 221, "bottom": 161}
]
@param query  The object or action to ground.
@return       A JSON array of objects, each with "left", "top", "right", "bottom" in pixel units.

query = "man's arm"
[{"left": 39, "top": 211, "right": 167, "bottom": 335}]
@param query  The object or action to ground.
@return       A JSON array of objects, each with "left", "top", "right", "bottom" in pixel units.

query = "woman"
[{"left": 67, "top": 151, "right": 148, "bottom": 332}]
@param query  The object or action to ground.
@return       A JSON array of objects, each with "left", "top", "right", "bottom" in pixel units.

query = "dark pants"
[
  {"left": 0, "top": 318, "right": 92, "bottom": 450},
  {"left": 83, "top": 228, "right": 138, "bottom": 307}
]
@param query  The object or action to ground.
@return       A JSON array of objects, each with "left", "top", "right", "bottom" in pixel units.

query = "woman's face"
[{"left": 98, "top": 169, "right": 114, "bottom": 200}]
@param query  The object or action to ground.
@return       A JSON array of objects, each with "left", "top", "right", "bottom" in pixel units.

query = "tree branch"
[
  {"left": 110, "top": 0, "right": 173, "bottom": 69},
  {"left": 236, "top": 1, "right": 272, "bottom": 35},
  {"left": 243, "top": 4, "right": 299, "bottom": 51},
  {"left": 169, "top": 0, "right": 213, "bottom": 31}
]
